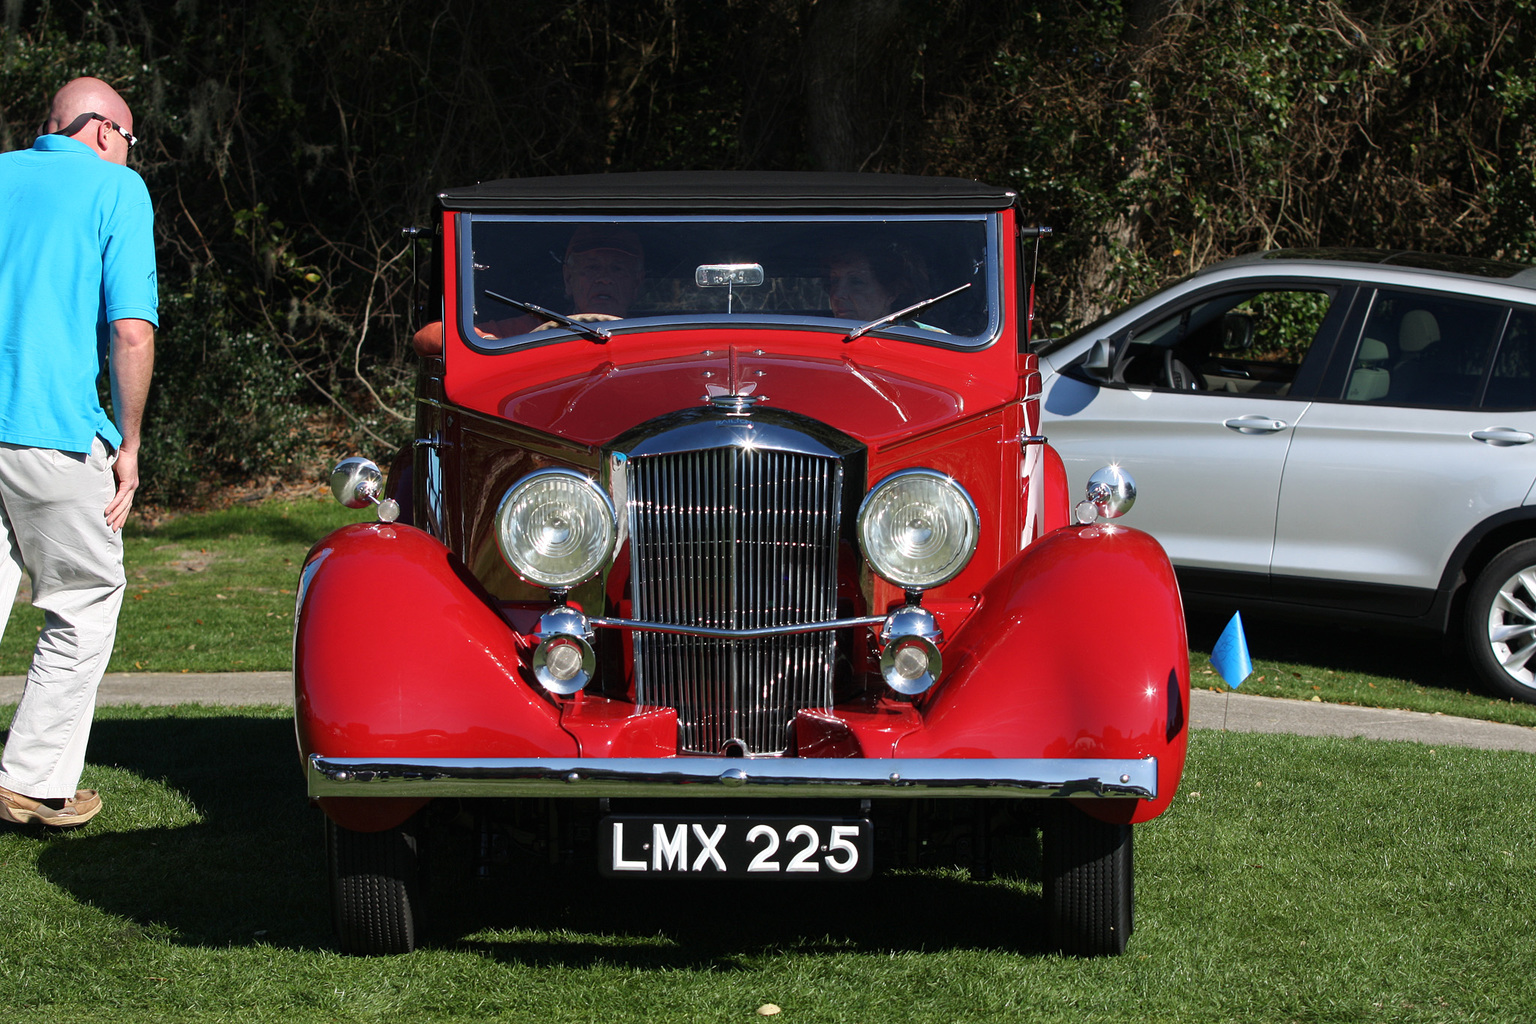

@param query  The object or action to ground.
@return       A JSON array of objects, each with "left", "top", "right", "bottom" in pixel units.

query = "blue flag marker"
[{"left": 1211, "top": 611, "right": 1253, "bottom": 688}]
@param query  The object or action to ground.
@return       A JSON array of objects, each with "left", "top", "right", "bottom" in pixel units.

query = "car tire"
[
  {"left": 1464, "top": 539, "right": 1536, "bottom": 704},
  {"left": 1042, "top": 809, "right": 1133, "bottom": 956},
  {"left": 327, "top": 815, "right": 423, "bottom": 955}
]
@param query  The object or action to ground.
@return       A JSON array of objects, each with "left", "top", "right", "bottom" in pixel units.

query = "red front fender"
[
  {"left": 897, "top": 523, "right": 1189, "bottom": 822},
  {"left": 294, "top": 523, "right": 578, "bottom": 828}
]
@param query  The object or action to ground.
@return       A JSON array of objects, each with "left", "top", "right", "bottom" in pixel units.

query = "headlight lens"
[
  {"left": 495, "top": 469, "right": 616, "bottom": 588},
  {"left": 857, "top": 469, "right": 979, "bottom": 590}
]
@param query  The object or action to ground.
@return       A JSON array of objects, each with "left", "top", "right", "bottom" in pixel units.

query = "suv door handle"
[
  {"left": 1471, "top": 427, "right": 1536, "bottom": 447},
  {"left": 1223, "top": 415, "right": 1288, "bottom": 434}
]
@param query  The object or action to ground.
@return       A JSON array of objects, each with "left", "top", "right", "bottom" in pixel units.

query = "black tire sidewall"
[{"left": 1464, "top": 539, "right": 1536, "bottom": 703}]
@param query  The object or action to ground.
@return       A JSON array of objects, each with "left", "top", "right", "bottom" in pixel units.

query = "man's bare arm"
[{"left": 105, "top": 317, "right": 155, "bottom": 532}]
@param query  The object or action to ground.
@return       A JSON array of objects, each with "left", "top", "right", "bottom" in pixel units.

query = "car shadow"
[
  {"left": 430, "top": 852, "right": 1050, "bottom": 966},
  {"left": 1183, "top": 604, "right": 1490, "bottom": 696},
  {"left": 24, "top": 713, "right": 1053, "bottom": 961},
  {"left": 24, "top": 714, "right": 334, "bottom": 950}
]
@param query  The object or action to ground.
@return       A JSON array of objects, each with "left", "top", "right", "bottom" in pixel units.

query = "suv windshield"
[{"left": 459, "top": 214, "right": 999, "bottom": 348}]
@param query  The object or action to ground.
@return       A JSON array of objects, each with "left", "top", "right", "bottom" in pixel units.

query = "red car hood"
[{"left": 451, "top": 336, "right": 1016, "bottom": 447}]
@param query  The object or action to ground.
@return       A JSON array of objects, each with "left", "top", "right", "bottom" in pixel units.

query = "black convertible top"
[{"left": 438, "top": 171, "right": 1017, "bottom": 213}]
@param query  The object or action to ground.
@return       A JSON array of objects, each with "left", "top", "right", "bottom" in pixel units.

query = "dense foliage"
[{"left": 3, "top": 0, "right": 1535, "bottom": 500}]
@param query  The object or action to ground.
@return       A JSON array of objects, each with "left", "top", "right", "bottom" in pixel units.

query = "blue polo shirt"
[{"left": 0, "top": 135, "right": 158, "bottom": 453}]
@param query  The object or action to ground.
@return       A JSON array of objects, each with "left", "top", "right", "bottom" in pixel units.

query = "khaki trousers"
[{"left": 0, "top": 440, "right": 124, "bottom": 800}]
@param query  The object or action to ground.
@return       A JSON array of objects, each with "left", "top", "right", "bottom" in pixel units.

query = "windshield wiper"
[
  {"left": 843, "top": 282, "right": 972, "bottom": 343},
  {"left": 484, "top": 290, "right": 611, "bottom": 343}
]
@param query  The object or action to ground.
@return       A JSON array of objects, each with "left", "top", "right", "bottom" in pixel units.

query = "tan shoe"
[{"left": 0, "top": 786, "right": 102, "bottom": 827}]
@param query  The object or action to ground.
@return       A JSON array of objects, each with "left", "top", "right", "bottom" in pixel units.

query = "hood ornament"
[{"left": 704, "top": 382, "right": 766, "bottom": 415}]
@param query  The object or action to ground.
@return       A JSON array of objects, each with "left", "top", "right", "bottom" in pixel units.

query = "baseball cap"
[{"left": 566, "top": 225, "right": 643, "bottom": 260}]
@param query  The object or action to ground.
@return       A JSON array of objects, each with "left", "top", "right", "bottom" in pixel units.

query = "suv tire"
[{"left": 1464, "top": 538, "right": 1536, "bottom": 703}]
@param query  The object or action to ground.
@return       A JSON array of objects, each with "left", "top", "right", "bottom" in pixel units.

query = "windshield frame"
[{"left": 455, "top": 212, "right": 1005, "bottom": 353}]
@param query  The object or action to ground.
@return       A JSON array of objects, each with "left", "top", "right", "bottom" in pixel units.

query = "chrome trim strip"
[
  {"left": 624, "top": 418, "right": 842, "bottom": 459},
  {"left": 307, "top": 755, "right": 1157, "bottom": 800},
  {"left": 590, "top": 615, "right": 885, "bottom": 639}
]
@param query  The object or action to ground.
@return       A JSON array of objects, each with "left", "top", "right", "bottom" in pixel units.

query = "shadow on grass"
[
  {"left": 433, "top": 870, "right": 1048, "bottom": 967},
  {"left": 125, "top": 502, "right": 353, "bottom": 547},
  {"left": 24, "top": 713, "right": 1051, "bottom": 964},
  {"left": 23, "top": 714, "right": 333, "bottom": 951},
  {"left": 1184, "top": 603, "right": 1486, "bottom": 695}
]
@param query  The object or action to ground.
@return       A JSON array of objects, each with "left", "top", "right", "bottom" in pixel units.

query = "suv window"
[
  {"left": 1345, "top": 289, "right": 1509, "bottom": 408},
  {"left": 1112, "top": 287, "right": 1341, "bottom": 395},
  {"left": 1484, "top": 306, "right": 1536, "bottom": 410}
]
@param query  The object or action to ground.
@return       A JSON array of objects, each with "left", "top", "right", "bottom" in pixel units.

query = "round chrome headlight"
[
  {"left": 495, "top": 469, "right": 617, "bottom": 589},
  {"left": 857, "top": 469, "right": 979, "bottom": 590}
]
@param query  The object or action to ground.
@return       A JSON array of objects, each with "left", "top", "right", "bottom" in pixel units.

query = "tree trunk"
[{"left": 801, "top": 0, "right": 909, "bottom": 171}]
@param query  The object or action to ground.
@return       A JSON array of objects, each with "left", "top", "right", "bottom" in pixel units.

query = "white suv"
[{"left": 1037, "top": 249, "right": 1536, "bottom": 703}]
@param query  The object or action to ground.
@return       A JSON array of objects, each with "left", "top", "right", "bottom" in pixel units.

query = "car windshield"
[{"left": 459, "top": 214, "right": 999, "bottom": 348}]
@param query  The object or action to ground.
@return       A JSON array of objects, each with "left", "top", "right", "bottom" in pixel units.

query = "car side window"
[
  {"left": 1112, "top": 288, "right": 1339, "bottom": 395},
  {"left": 1483, "top": 307, "right": 1536, "bottom": 410},
  {"left": 1345, "top": 290, "right": 1508, "bottom": 408}
]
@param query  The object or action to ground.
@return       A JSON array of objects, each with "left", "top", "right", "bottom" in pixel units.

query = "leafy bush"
[{"left": 134, "top": 278, "right": 315, "bottom": 504}]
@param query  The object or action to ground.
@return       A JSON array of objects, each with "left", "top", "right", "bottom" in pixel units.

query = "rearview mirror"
[
  {"left": 695, "top": 264, "right": 764, "bottom": 287},
  {"left": 695, "top": 263, "right": 764, "bottom": 314}
]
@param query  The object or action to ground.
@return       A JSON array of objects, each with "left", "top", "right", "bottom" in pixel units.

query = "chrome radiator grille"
[{"left": 627, "top": 446, "right": 843, "bottom": 756}]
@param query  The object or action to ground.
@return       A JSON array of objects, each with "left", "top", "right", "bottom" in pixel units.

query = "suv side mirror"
[
  {"left": 1080, "top": 338, "right": 1113, "bottom": 380},
  {"left": 1220, "top": 313, "right": 1255, "bottom": 351}
]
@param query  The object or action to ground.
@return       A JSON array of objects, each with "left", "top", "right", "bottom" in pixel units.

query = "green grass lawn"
[
  {"left": 0, "top": 498, "right": 360, "bottom": 676},
  {"left": 0, "top": 709, "right": 1531, "bottom": 1023}
]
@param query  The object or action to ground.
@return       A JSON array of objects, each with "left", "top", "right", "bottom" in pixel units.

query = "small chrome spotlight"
[
  {"left": 878, "top": 604, "right": 944, "bottom": 697},
  {"left": 533, "top": 605, "right": 595, "bottom": 696},
  {"left": 1076, "top": 465, "right": 1136, "bottom": 524},
  {"left": 330, "top": 457, "right": 400, "bottom": 523}
]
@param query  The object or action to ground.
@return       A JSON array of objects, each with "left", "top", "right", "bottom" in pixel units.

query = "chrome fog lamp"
[
  {"left": 857, "top": 469, "right": 979, "bottom": 590},
  {"left": 330, "top": 456, "right": 399, "bottom": 523},
  {"left": 878, "top": 604, "right": 944, "bottom": 697},
  {"left": 533, "top": 605, "right": 596, "bottom": 696},
  {"left": 1075, "top": 465, "right": 1137, "bottom": 525},
  {"left": 495, "top": 469, "right": 617, "bottom": 588}
]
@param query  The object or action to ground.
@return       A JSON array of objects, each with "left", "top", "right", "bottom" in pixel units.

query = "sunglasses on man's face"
[{"left": 49, "top": 111, "right": 137, "bottom": 150}]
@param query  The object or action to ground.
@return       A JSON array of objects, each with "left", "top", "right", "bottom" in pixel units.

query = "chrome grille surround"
[{"left": 624, "top": 420, "right": 845, "bottom": 756}]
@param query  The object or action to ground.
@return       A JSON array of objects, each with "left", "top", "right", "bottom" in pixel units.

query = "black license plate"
[{"left": 599, "top": 815, "right": 872, "bottom": 880}]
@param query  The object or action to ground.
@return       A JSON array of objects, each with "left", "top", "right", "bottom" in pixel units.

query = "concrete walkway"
[
  {"left": 2, "top": 671, "right": 1534, "bottom": 753},
  {"left": 1187, "top": 686, "right": 1536, "bottom": 753},
  {"left": 0, "top": 671, "right": 292, "bottom": 708}
]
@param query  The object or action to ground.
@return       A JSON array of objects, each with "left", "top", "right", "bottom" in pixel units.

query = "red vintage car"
[{"left": 294, "top": 172, "right": 1188, "bottom": 956}]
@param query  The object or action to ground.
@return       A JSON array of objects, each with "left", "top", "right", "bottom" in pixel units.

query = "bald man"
[{"left": 0, "top": 77, "right": 158, "bottom": 827}]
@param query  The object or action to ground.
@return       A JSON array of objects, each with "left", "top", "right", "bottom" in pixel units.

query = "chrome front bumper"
[{"left": 307, "top": 755, "right": 1157, "bottom": 800}]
